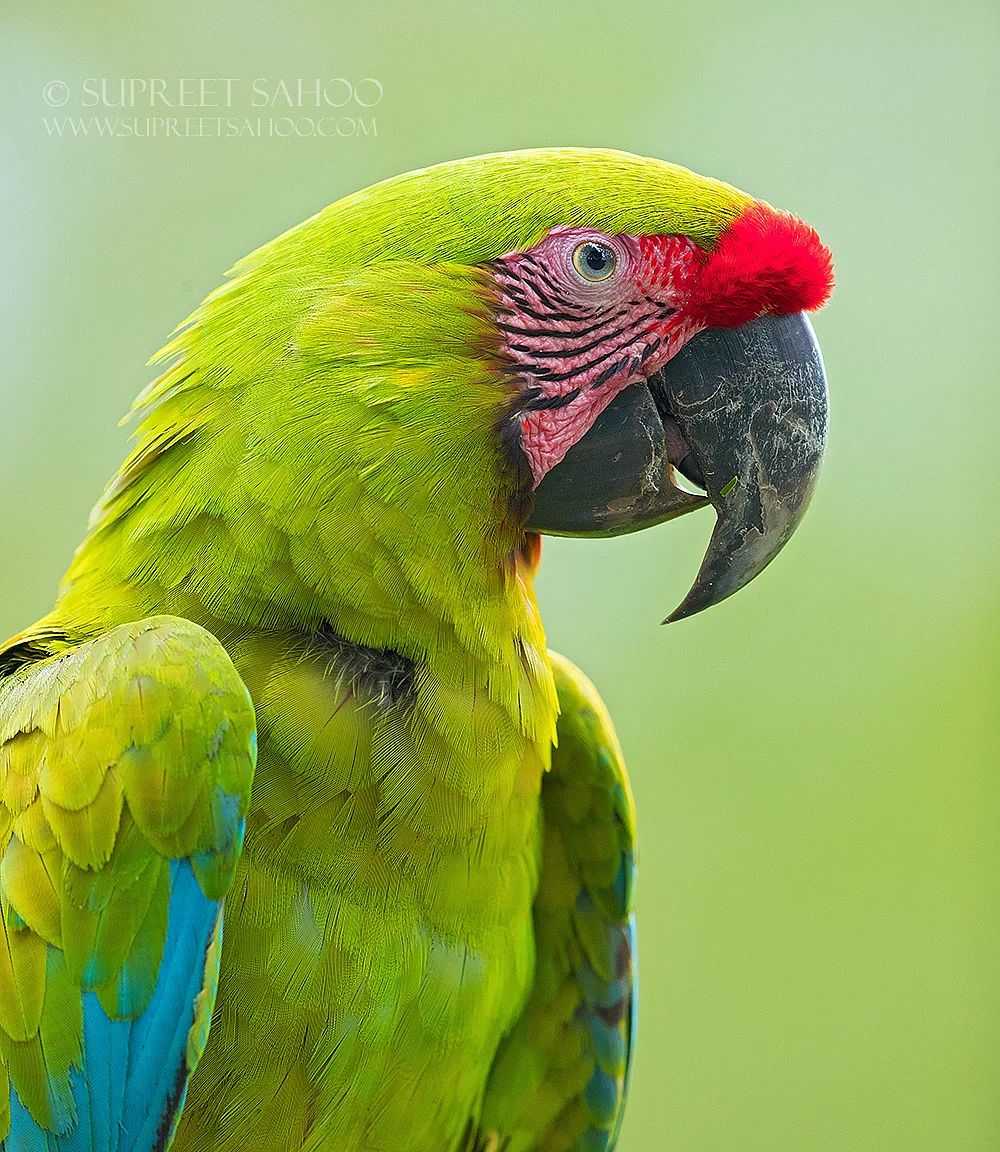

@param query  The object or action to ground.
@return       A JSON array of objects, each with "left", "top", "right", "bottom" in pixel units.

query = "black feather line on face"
[
  {"left": 495, "top": 308, "right": 628, "bottom": 340},
  {"left": 498, "top": 297, "right": 576, "bottom": 325},
  {"left": 507, "top": 322, "right": 630, "bottom": 360},
  {"left": 523, "top": 326, "right": 639, "bottom": 383},
  {"left": 591, "top": 357, "right": 628, "bottom": 389},
  {"left": 530, "top": 262, "right": 582, "bottom": 303},
  {"left": 638, "top": 338, "right": 662, "bottom": 364},
  {"left": 519, "top": 253, "right": 582, "bottom": 303},
  {"left": 492, "top": 259, "right": 592, "bottom": 319},
  {"left": 522, "top": 386, "right": 582, "bottom": 411},
  {"left": 522, "top": 278, "right": 566, "bottom": 315}
]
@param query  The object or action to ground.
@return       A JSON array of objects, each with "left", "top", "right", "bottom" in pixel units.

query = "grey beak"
[
  {"left": 526, "top": 312, "right": 829, "bottom": 622},
  {"left": 655, "top": 312, "right": 828, "bottom": 621},
  {"left": 524, "top": 381, "right": 708, "bottom": 537}
]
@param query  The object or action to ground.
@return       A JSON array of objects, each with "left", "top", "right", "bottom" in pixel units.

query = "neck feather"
[{"left": 53, "top": 262, "right": 555, "bottom": 741}]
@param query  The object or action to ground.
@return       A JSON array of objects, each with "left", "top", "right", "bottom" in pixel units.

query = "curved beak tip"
[{"left": 656, "top": 311, "right": 829, "bottom": 623}]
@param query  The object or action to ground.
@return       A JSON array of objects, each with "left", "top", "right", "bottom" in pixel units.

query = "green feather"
[{"left": 0, "top": 149, "right": 782, "bottom": 1150}]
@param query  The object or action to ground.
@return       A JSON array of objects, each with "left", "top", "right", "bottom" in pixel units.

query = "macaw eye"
[{"left": 572, "top": 240, "right": 617, "bottom": 283}]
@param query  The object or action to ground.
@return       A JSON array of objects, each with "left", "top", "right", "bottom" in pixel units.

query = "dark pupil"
[{"left": 584, "top": 244, "right": 608, "bottom": 272}]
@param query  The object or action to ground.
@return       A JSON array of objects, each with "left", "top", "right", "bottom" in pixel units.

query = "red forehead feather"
[{"left": 684, "top": 202, "right": 834, "bottom": 329}]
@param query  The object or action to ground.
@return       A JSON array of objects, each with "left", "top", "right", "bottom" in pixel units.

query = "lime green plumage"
[
  {"left": 0, "top": 149, "right": 755, "bottom": 1150},
  {"left": 0, "top": 617, "right": 254, "bottom": 1145},
  {"left": 480, "top": 654, "right": 637, "bottom": 1152}
]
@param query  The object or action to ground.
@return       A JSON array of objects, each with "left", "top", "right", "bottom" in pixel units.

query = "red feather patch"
[{"left": 685, "top": 202, "right": 834, "bottom": 329}]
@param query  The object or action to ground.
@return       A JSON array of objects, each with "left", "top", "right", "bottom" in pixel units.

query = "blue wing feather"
[{"left": 3, "top": 862, "right": 222, "bottom": 1152}]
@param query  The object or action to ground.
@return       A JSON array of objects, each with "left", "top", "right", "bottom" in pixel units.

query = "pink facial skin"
[
  {"left": 489, "top": 206, "right": 834, "bottom": 488},
  {"left": 490, "top": 227, "right": 706, "bottom": 485}
]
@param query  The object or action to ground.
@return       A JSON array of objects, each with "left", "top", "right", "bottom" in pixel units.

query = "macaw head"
[
  {"left": 408, "top": 149, "right": 833, "bottom": 621},
  {"left": 114, "top": 148, "right": 832, "bottom": 632},
  {"left": 479, "top": 159, "right": 834, "bottom": 621}
]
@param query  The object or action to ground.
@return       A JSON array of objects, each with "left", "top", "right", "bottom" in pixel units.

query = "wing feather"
[
  {"left": 478, "top": 651, "right": 637, "bottom": 1152},
  {"left": 0, "top": 616, "right": 255, "bottom": 1151}
]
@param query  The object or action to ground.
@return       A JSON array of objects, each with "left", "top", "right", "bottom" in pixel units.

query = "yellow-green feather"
[
  {"left": 3, "top": 149, "right": 762, "bottom": 1148},
  {"left": 478, "top": 653, "right": 637, "bottom": 1152},
  {"left": 0, "top": 616, "right": 255, "bottom": 1141}
]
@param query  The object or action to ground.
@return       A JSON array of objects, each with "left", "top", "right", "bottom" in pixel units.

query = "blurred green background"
[{"left": 3, "top": 2, "right": 997, "bottom": 1149}]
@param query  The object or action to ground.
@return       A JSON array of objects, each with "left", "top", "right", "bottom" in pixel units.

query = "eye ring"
[{"left": 572, "top": 240, "right": 617, "bottom": 283}]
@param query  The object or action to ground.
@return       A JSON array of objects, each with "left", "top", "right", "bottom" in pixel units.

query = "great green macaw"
[{"left": 0, "top": 149, "right": 832, "bottom": 1151}]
